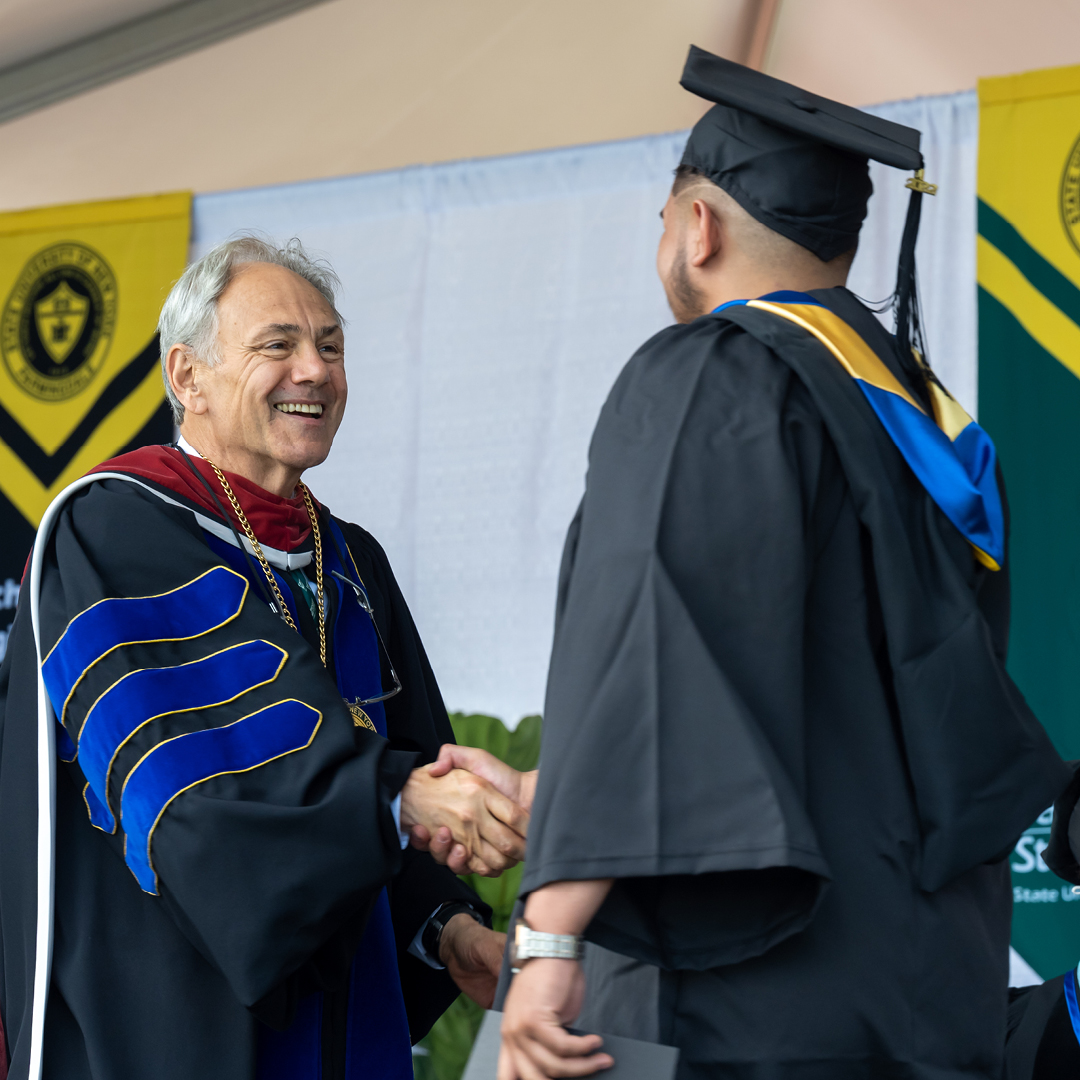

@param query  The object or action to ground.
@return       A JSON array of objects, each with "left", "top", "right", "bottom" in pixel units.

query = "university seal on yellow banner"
[
  {"left": 1060, "top": 131, "right": 1080, "bottom": 257},
  {"left": 1, "top": 242, "right": 117, "bottom": 401}
]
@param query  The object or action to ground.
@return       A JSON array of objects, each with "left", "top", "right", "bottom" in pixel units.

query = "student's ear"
[{"left": 688, "top": 199, "right": 722, "bottom": 267}]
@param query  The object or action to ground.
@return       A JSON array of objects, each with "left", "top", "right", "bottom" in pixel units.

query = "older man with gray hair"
[{"left": 0, "top": 235, "right": 527, "bottom": 1080}]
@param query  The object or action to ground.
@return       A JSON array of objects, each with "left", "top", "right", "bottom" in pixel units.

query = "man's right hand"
[
  {"left": 399, "top": 765, "right": 528, "bottom": 876},
  {"left": 410, "top": 746, "right": 538, "bottom": 874}
]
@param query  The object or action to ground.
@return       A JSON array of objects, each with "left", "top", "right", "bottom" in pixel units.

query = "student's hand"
[
  {"left": 498, "top": 959, "right": 613, "bottom": 1079},
  {"left": 440, "top": 917, "right": 507, "bottom": 1009},
  {"left": 410, "top": 746, "right": 536, "bottom": 873},
  {"left": 427, "top": 744, "right": 539, "bottom": 813},
  {"left": 399, "top": 765, "right": 528, "bottom": 876},
  {"left": 410, "top": 745, "right": 537, "bottom": 873},
  {"left": 498, "top": 879, "right": 617, "bottom": 1076}
]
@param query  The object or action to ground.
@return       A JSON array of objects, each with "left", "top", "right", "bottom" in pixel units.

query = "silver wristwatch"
[{"left": 510, "top": 920, "right": 584, "bottom": 972}]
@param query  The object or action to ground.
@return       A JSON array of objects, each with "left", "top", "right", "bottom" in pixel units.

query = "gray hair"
[{"left": 158, "top": 234, "right": 343, "bottom": 424}]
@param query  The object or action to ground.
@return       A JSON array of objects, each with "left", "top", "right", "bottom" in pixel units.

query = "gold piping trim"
[
  {"left": 79, "top": 641, "right": 288, "bottom": 834},
  {"left": 120, "top": 698, "right": 323, "bottom": 894},
  {"left": 46, "top": 566, "right": 250, "bottom": 731},
  {"left": 344, "top": 541, "right": 369, "bottom": 594},
  {"left": 82, "top": 781, "right": 96, "bottom": 822}
]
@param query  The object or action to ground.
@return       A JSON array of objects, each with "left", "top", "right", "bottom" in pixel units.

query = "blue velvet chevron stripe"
[
  {"left": 256, "top": 991, "right": 322, "bottom": 1080},
  {"left": 1066, "top": 966, "right": 1080, "bottom": 1050},
  {"left": 716, "top": 291, "right": 1006, "bottom": 569},
  {"left": 79, "top": 640, "right": 288, "bottom": 833},
  {"left": 121, "top": 699, "right": 322, "bottom": 893},
  {"left": 41, "top": 566, "right": 250, "bottom": 736}
]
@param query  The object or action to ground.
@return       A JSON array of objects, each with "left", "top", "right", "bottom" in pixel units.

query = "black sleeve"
[
  {"left": 39, "top": 480, "right": 412, "bottom": 1016},
  {"left": 389, "top": 848, "right": 493, "bottom": 1043},
  {"left": 521, "top": 321, "right": 832, "bottom": 971}
]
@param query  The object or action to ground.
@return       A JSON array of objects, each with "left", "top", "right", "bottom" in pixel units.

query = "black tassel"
[{"left": 893, "top": 187, "right": 933, "bottom": 411}]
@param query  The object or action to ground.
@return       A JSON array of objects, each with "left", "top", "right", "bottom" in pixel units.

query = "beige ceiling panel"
[
  {"left": 3, "top": 0, "right": 1079, "bottom": 216},
  {"left": 768, "top": 0, "right": 1080, "bottom": 105},
  {"left": 0, "top": 0, "right": 738, "bottom": 214},
  {"left": 0, "top": 0, "right": 335, "bottom": 126}
]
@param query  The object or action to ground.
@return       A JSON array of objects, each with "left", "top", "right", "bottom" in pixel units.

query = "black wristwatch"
[{"left": 421, "top": 902, "right": 484, "bottom": 961}]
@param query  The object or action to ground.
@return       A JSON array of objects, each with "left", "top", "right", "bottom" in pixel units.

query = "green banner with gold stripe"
[
  {"left": 979, "top": 65, "right": 1080, "bottom": 980},
  {"left": 0, "top": 193, "right": 190, "bottom": 659}
]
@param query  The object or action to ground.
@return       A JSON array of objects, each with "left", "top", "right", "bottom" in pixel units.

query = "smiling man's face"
[{"left": 177, "top": 261, "right": 347, "bottom": 495}]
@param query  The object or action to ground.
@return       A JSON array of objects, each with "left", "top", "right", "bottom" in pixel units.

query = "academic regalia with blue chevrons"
[{"left": 0, "top": 447, "right": 487, "bottom": 1080}]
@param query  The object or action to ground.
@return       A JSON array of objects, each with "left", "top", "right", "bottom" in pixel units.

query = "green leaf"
[
  {"left": 415, "top": 994, "right": 485, "bottom": 1080},
  {"left": 460, "top": 862, "right": 521, "bottom": 934},
  {"left": 448, "top": 712, "right": 542, "bottom": 773},
  {"left": 504, "top": 714, "right": 542, "bottom": 773},
  {"left": 417, "top": 713, "right": 542, "bottom": 1077}
]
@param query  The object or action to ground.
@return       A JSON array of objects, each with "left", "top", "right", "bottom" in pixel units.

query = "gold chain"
[
  {"left": 204, "top": 457, "right": 326, "bottom": 667},
  {"left": 300, "top": 483, "right": 326, "bottom": 666}
]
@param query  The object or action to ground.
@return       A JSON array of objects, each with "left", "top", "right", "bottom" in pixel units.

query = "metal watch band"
[{"left": 511, "top": 922, "right": 584, "bottom": 971}]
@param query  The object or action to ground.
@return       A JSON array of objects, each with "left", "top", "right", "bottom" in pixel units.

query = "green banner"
[{"left": 978, "top": 63, "right": 1080, "bottom": 979}]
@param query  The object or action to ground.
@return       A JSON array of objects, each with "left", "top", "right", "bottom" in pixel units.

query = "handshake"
[{"left": 399, "top": 745, "right": 538, "bottom": 876}]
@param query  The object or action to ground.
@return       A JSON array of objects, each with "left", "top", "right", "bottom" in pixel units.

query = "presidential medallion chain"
[{"left": 204, "top": 458, "right": 326, "bottom": 667}]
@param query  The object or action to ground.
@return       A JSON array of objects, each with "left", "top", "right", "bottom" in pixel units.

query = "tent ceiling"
[
  {"left": 0, "top": 0, "right": 1079, "bottom": 214},
  {"left": 0, "top": 0, "right": 179, "bottom": 69},
  {"left": 0, "top": 0, "right": 329, "bottom": 124}
]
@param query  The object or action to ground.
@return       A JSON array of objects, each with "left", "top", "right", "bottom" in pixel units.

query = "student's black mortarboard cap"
[
  {"left": 678, "top": 46, "right": 936, "bottom": 382},
  {"left": 681, "top": 45, "right": 924, "bottom": 174}
]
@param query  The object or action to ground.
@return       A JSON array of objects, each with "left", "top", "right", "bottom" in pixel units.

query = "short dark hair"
[{"left": 672, "top": 164, "right": 713, "bottom": 197}]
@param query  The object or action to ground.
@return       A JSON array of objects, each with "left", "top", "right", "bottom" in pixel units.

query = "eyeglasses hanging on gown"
[{"left": 330, "top": 569, "right": 402, "bottom": 706}]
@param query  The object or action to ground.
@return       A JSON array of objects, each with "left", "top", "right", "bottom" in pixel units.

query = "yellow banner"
[
  {"left": 0, "top": 192, "right": 190, "bottom": 526},
  {"left": 978, "top": 63, "right": 1080, "bottom": 377}
]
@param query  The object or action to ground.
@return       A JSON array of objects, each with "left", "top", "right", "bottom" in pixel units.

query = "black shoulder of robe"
[
  {"left": 524, "top": 312, "right": 836, "bottom": 969},
  {"left": 724, "top": 288, "right": 1068, "bottom": 886},
  {"left": 0, "top": 478, "right": 484, "bottom": 1077}
]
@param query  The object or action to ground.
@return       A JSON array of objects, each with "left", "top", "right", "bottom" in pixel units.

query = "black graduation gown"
[
  {"left": 1004, "top": 976, "right": 1080, "bottom": 1080},
  {"left": 0, "top": 475, "right": 484, "bottom": 1080},
  {"left": 520, "top": 288, "right": 1069, "bottom": 1079}
]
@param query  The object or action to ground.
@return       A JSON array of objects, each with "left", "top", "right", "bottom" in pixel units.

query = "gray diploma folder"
[{"left": 461, "top": 1009, "right": 679, "bottom": 1080}]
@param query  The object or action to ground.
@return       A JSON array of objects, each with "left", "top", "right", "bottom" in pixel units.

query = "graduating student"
[
  {"left": 426, "top": 48, "right": 1072, "bottom": 1079},
  {"left": 0, "top": 237, "right": 529, "bottom": 1080}
]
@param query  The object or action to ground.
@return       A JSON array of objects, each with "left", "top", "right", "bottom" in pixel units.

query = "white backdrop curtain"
[{"left": 190, "top": 88, "right": 978, "bottom": 727}]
